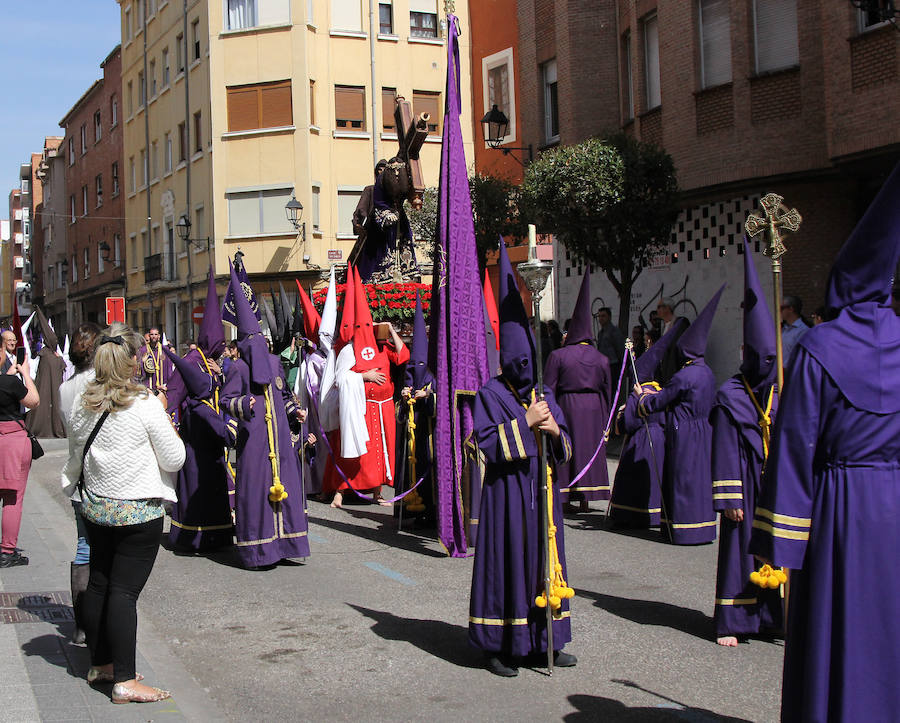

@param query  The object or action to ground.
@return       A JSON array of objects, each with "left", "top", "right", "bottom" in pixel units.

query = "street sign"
[
  {"left": 192, "top": 305, "right": 204, "bottom": 323},
  {"left": 105, "top": 297, "right": 125, "bottom": 325},
  {"left": 327, "top": 249, "right": 342, "bottom": 260}
]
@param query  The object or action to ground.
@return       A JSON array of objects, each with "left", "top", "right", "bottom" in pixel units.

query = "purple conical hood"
[
  {"left": 635, "top": 317, "right": 688, "bottom": 381},
  {"left": 565, "top": 269, "right": 593, "bottom": 345},
  {"left": 198, "top": 266, "right": 225, "bottom": 358},
  {"left": 163, "top": 346, "right": 212, "bottom": 399},
  {"left": 827, "top": 162, "right": 900, "bottom": 312},
  {"left": 677, "top": 283, "right": 726, "bottom": 360},
  {"left": 230, "top": 259, "right": 261, "bottom": 339},
  {"left": 740, "top": 240, "right": 777, "bottom": 389},
  {"left": 407, "top": 292, "right": 430, "bottom": 389},
  {"left": 497, "top": 242, "right": 536, "bottom": 396}
]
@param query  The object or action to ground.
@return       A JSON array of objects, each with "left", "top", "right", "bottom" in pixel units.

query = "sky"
[{"left": 0, "top": 2, "right": 122, "bottom": 205}]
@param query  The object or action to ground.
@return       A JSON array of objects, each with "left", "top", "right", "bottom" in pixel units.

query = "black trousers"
[{"left": 82, "top": 516, "right": 163, "bottom": 683}]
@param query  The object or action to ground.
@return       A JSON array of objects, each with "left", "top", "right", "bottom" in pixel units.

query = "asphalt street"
[{"left": 6, "top": 441, "right": 783, "bottom": 721}]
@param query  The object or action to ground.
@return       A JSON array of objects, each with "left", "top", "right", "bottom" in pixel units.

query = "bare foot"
[
  {"left": 579, "top": 500, "right": 590, "bottom": 513},
  {"left": 330, "top": 492, "right": 343, "bottom": 509},
  {"left": 717, "top": 636, "right": 739, "bottom": 647},
  {"left": 373, "top": 495, "right": 393, "bottom": 507}
]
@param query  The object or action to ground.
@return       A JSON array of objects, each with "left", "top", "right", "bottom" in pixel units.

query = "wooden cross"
[
  {"left": 744, "top": 193, "right": 802, "bottom": 260},
  {"left": 393, "top": 96, "right": 429, "bottom": 210}
]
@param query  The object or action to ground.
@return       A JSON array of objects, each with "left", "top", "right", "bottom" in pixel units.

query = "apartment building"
[
  {"left": 117, "top": 0, "right": 473, "bottom": 348},
  {"left": 0, "top": 215, "right": 11, "bottom": 321},
  {"left": 36, "top": 138, "right": 69, "bottom": 335},
  {"left": 59, "top": 46, "right": 127, "bottom": 331}
]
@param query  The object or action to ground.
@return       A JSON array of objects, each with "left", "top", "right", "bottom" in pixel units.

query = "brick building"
[
  {"left": 36, "top": 138, "right": 69, "bottom": 335},
  {"left": 481, "top": 0, "right": 900, "bottom": 379},
  {"left": 59, "top": 45, "right": 126, "bottom": 328}
]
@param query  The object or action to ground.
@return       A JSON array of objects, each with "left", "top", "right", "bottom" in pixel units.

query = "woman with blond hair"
[{"left": 62, "top": 323, "right": 184, "bottom": 704}]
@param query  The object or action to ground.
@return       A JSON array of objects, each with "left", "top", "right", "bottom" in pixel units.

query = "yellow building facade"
[{"left": 118, "top": 0, "right": 474, "bottom": 347}]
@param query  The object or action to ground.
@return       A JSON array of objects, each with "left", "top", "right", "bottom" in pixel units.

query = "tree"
[
  {"left": 404, "top": 187, "right": 438, "bottom": 264},
  {"left": 469, "top": 172, "right": 525, "bottom": 268},
  {"left": 522, "top": 133, "right": 680, "bottom": 333}
]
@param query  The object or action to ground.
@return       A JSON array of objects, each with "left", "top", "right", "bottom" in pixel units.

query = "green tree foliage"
[
  {"left": 522, "top": 133, "right": 680, "bottom": 331},
  {"left": 469, "top": 172, "right": 525, "bottom": 267}
]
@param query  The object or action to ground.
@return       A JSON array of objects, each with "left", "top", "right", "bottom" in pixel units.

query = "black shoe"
[
  {"left": 0, "top": 550, "right": 29, "bottom": 568},
  {"left": 486, "top": 655, "right": 519, "bottom": 677},
  {"left": 554, "top": 650, "right": 577, "bottom": 667}
]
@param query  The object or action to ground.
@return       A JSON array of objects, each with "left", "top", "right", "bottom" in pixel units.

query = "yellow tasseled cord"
[
  {"left": 198, "top": 348, "right": 219, "bottom": 411},
  {"left": 403, "top": 394, "right": 425, "bottom": 513},
  {"left": 264, "top": 388, "right": 287, "bottom": 502}
]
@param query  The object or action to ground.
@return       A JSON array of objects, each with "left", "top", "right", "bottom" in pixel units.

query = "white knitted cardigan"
[{"left": 61, "top": 394, "right": 185, "bottom": 502}]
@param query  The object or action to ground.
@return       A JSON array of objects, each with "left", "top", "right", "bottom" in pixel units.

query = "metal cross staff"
[{"left": 744, "top": 194, "right": 802, "bottom": 391}]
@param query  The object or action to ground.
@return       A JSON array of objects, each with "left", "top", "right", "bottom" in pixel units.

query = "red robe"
[{"left": 324, "top": 342, "right": 409, "bottom": 492}]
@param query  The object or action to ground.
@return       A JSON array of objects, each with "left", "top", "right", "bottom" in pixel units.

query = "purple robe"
[
  {"left": 640, "top": 361, "right": 716, "bottom": 544},
  {"left": 395, "top": 369, "right": 436, "bottom": 519},
  {"left": 711, "top": 378, "right": 782, "bottom": 637},
  {"left": 749, "top": 348, "right": 900, "bottom": 721},
  {"left": 469, "top": 378, "right": 573, "bottom": 657},
  {"left": 169, "top": 394, "right": 234, "bottom": 551},
  {"left": 543, "top": 342, "right": 611, "bottom": 501},
  {"left": 220, "top": 354, "right": 309, "bottom": 568},
  {"left": 221, "top": 357, "right": 248, "bottom": 512},
  {"left": 608, "top": 387, "right": 664, "bottom": 527}
]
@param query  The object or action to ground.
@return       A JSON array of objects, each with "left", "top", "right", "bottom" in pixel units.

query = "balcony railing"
[{"left": 144, "top": 251, "right": 178, "bottom": 285}]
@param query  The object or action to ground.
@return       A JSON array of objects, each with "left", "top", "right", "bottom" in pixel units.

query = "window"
[
  {"left": 82, "top": 186, "right": 88, "bottom": 216},
  {"left": 127, "top": 81, "right": 133, "bottom": 116},
  {"left": 176, "top": 32, "right": 185, "bottom": 72},
  {"left": 643, "top": 13, "right": 661, "bottom": 109},
  {"left": 111, "top": 95, "right": 118, "bottom": 126},
  {"left": 70, "top": 196, "right": 76, "bottom": 224},
  {"left": 192, "top": 18, "right": 201, "bottom": 61},
  {"left": 138, "top": 71, "right": 145, "bottom": 106},
  {"left": 137, "top": 0, "right": 144, "bottom": 26},
  {"left": 178, "top": 122, "right": 187, "bottom": 161},
  {"left": 193, "top": 111, "right": 203, "bottom": 152},
  {"left": 859, "top": 1, "right": 893, "bottom": 30},
  {"left": 226, "top": 187, "right": 295, "bottom": 236},
  {"left": 142, "top": 229, "right": 149, "bottom": 258},
  {"left": 59, "top": 262, "right": 65, "bottom": 288},
  {"left": 227, "top": 0, "right": 290, "bottom": 29},
  {"left": 337, "top": 189, "right": 362, "bottom": 236},
  {"left": 98, "top": 242, "right": 105, "bottom": 275},
  {"left": 699, "top": 0, "right": 731, "bottom": 88},
  {"left": 193, "top": 207, "right": 205, "bottom": 251},
  {"left": 164, "top": 132, "right": 172, "bottom": 172},
  {"left": 112, "top": 162, "right": 120, "bottom": 195},
  {"left": 335, "top": 85, "right": 366, "bottom": 130},
  {"left": 226, "top": 80, "right": 293, "bottom": 132},
  {"left": 129, "top": 156, "right": 136, "bottom": 193},
  {"left": 151, "top": 140, "right": 158, "bottom": 179},
  {"left": 125, "top": 7, "right": 132, "bottom": 41},
  {"left": 149, "top": 59, "right": 157, "bottom": 96},
  {"left": 227, "top": 0, "right": 257, "bottom": 29},
  {"left": 753, "top": 0, "right": 798, "bottom": 74},
  {"left": 68, "top": 138, "right": 75, "bottom": 165},
  {"left": 94, "top": 110, "right": 102, "bottom": 141},
  {"left": 379, "top": 2, "right": 392, "bottom": 34},
  {"left": 308, "top": 0, "right": 314, "bottom": 23},
  {"left": 72, "top": 254, "right": 77, "bottom": 282},
  {"left": 84, "top": 247, "right": 90, "bottom": 279},
  {"left": 309, "top": 79, "right": 317, "bottom": 126},
  {"left": 162, "top": 48, "right": 170, "bottom": 86},
  {"left": 332, "top": 0, "right": 362, "bottom": 32},
  {"left": 130, "top": 234, "right": 138, "bottom": 269},
  {"left": 542, "top": 59, "right": 559, "bottom": 142},
  {"left": 21, "top": 178, "right": 29, "bottom": 194},
  {"left": 114, "top": 234, "right": 121, "bottom": 267},
  {"left": 623, "top": 31, "right": 634, "bottom": 120},
  {"left": 311, "top": 185, "right": 320, "bottom": 231},
  {"left": 410, "top": 0, "right": 437, "bottom": 38},
  {"left": 482, "top": 48, "right": 515, "bottom": 143},
  {"left": 148, "top": 0, "right": 156, "bottom": 15},
  {"left": 80, "top": 124, "right": 87, "bottom": 154},
  {"left": 95, "top": 174, "right": 103, "bottom": 206},
  {"left": 382, "top": 87, "right": 397, "bottom": 131},
  {"left": 413, "top": 90, "right": 441, "bottom": 135},
  {"left": 141, "top": 148, "right": 148, "bottom": 186}
]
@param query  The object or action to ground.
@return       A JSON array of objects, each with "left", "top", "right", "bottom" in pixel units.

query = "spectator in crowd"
[
  {"left": 595, "top": 307, "right": 625, "bottom": 379},
  {"left": 780, "top": 295, "right": 810, "bottom": 367}
]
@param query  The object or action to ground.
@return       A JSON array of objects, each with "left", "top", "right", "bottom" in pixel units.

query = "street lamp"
[
  {"left": 99, "top": 241, "right": 113, "bottom": 263},
  {"left": 175, "top": 214, "right": 211, "bottom": 254},
  {"left": 285, "top": 192, "right": 306, "bottom": 243},
  {"left": 481, "top": 104, "right": 533, "bottom": 166}
]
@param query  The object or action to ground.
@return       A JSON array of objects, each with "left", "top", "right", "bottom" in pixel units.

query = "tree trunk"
[{"left": 617, "top": 280, "right": 632, "bottom": 337}]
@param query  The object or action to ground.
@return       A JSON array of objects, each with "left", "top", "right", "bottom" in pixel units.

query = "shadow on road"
[
  {"left": 347, "top": 603, "right": 480, "bottom": 669},
  {"left": 564, "top": 692, "right": 750, "bottom": 722},
  {"left": 577, "top": 588, "right": 713, "bottom": 641},
  {"left": 21, "top": 633, "right": 90, "bottom": 680},
  {"left": 309, "top": 514, "right": 446, "bottom": 558}
]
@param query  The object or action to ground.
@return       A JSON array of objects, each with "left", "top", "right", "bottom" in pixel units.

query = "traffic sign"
[
  {"left": 106, "top": 297, "right": 125, "bottom": 325},
  {"left": 192, "top": 305, "right": 204, "bottom": 323}
]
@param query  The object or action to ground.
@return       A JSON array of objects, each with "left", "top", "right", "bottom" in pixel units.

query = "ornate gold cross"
[{"left": 744, "top": 193, "right": 802, "bottom": 260}]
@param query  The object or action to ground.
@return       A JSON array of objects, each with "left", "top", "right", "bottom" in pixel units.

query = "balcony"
[{"left": 144, "top": 251, "right": 178, "bottom": 285}]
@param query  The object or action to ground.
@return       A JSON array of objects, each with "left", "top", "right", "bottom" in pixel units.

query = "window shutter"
[
  {"left": 382, "top": 88, "right": 397, "bottom": 130},
  {"left": 335, "top": 86, "right": 365, "bottom": 129},
  {"left": 644, "top": 15, "right": 661, "bottom": 109},
  {"left": 700, "top": 0, "right": 732, "bottom": 88},
  {"left": 413, "top": 91, "right": 441, "bottom": 134},
  {"left": 227, "top": 87, "right": 260, "bottom": 132},
  {"left": 754, "top": 0, "right": 799, "bottom": 73},
  {"left": 331, "top": 0, "right": 362, "bottom": 31},
  {"left": 260, "top": 81, "right": 293, "bottom": 128},
  {"left": 409, "top": 0, "right": 435, "bottom": 12}
]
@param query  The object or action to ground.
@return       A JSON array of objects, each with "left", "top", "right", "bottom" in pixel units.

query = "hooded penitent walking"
[
  {"left": 749, "top": 164, "right": 900, "bottom": 722},
  {"left": 468, "top": 241, "right": 574, "bottom": 677},
  {"left": 638, "top": 285, "right": 724, "bottom": 544},
  {"left": 607, "top": 317, "right": 686, "bottom": 528},
  {"left": 712, "top": 242, "right": 782, "bottom": 644},
  {"left": 543, "top": 270, "right": 612, "bottom": 509},
  {"left": 219, "top": 262, "right": 310, "bottom": 568},
  {"left": 25, "top": 308, "right": 66, "bottom": 438}
]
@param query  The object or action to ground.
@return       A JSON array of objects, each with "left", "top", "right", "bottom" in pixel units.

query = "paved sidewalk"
[{"left": 0, "top": 440, "right": 223, "bottom": 722}]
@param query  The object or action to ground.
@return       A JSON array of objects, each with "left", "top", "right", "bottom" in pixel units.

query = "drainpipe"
[{"left": 369, "top": 0, "right": 378, "bottom": 167}]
